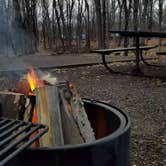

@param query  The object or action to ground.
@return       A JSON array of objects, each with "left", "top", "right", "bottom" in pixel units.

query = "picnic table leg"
[
  {"left": 136, "top": 36, "right": 140, "bottom": 69},
  {"left": 133, "top": 36, "right": 143, "bottom": 75},
  {"left": 101, "top": 53, "right": 115, "bottom": 73}
]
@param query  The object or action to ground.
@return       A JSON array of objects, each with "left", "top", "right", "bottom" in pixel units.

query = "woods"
[{"left": 1, "top": 0, "right": 166, "bottom": 55}]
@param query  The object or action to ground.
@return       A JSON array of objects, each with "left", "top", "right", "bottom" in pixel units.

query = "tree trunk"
[
  {"left": 94, "top": 0, "right": 104, "bottom": 48},
  {"left": 148, "top": 0, "right": 153, "bottom": 32},
  {"left": 133, "top": 0, "right": 140, "bottom": 46},
  {"left": 123, "top": 0, "right": 132, "bottom": 54},
  {"left": 53, "top": 0, "right": 65, "bottom": 51},
  {"left": 85, "top": 0, "right": 91, "bottom": 51},
  {"left": 58, "top": 0, "right": 67, "bottom": 48},
  {"left": 159, "top": 0, "right": 164, "bottom": 49},
  {"left": 117, "top": 0, "right": 123, "bottom": 46}
]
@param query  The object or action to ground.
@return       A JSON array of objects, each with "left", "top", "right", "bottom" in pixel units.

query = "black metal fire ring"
[
  {"left": 28, "top": 98, "right": 131, "bottom": 151},
  {"left": 14, "top": 98, "right": 131, "bottom": 166}
]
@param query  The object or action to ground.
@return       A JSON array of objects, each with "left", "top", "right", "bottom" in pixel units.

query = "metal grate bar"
[
  {"left": 0, "top": 119, "right": 8, "bottom": 126},
  {"left": 0, "top": 122, "right": 24, "bottom": 139},
  {"left": 0, "top": 123, "right": 32, "bottom": 146},
  {"left": 0, "top": 121, "right": 16, "bottom": 132},
  {"left": 0, "top": 117, "right": 48, "bottom": 166}
]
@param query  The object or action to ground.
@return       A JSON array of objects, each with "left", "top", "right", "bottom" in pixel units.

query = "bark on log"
[
  {"left": 59, "top": 90, "right": 84, "bottom": 145},
  {"left": 69, "top": 87, "right": 95, "bottom": 142}
]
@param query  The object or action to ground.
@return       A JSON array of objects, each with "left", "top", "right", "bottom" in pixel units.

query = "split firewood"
[
  {"left": 0, "top": 91, "right": 35, "bottom": 121},
  {"left": 35, "top": 86, "right": 64, "bottom": 147},
  {"left": 35, "top": 76, "right": 95, "bottom": 145},
  {"left": 63, "top": 86, "right": 96, "bottom": 142},
  {"left": 59, "top": 90, "right": 84, "bottom": 145}
]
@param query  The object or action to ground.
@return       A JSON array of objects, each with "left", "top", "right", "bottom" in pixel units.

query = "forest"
[{"left": 0, "top": 0, "right": 166, "bottom": 55}]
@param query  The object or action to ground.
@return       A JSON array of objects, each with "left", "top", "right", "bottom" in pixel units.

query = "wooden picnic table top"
[{"left": 109, "top": 30, "right": 166, "bottom": 38}]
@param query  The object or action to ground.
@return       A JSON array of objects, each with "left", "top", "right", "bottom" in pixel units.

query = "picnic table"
[
  {"left": 109, "top": 30, "right": 166, "bottom": 73},
  {"left": 92, "top": 46, "right": 157, "bottom": 73}
]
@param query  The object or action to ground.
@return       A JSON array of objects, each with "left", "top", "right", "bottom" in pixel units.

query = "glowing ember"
[
  {"left": 30, "top": 106, "right": 39, "bottom": 147},
  {"left": 32, "top": 106, "right": 37, "bottom": 123},
  {"left": 69, "top": 82, "right": 74, "bottom": 89},
  {"left": 30, "top": 105, "right": 39, "bottom": 147},
  {"left": 67, "top": 103, "right": 72, "bottom": 113}
]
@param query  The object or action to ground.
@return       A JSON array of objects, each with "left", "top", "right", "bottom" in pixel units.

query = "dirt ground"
[{"left": 51, "top": 63, "right": 166, "bottom": 166}]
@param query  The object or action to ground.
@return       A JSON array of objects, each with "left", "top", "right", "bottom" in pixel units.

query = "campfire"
[
  {"left": 0, "top": 70, "right": 131, "bottom": 166},
  {"left": 0, "top": 68, "right": 95, "bottom": 147}
]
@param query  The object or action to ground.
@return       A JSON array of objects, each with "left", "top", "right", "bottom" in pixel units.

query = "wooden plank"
[{"left": 35, "top": 86, "right": 64, "bottom": 147}]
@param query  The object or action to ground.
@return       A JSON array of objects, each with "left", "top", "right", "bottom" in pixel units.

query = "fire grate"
[{"left": 0, "top": 117, "right": 48, "bottom": 166}]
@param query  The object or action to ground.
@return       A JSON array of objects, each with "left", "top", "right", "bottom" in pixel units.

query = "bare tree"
[
  {"left": 147, "top": 0, "right": 154, "bottom": 32},
  {"left": 65, "top": 0, "right": 75, "bottom": 48},
  {"left": 117, "top": 0, "right": 124, "bottom": 46},
  {"left": 52, "top": 0, "right": 65, "bottom": 50},
  {"left": 159, "top": 0, "right": 164, "bottom": 48},
  {"left": 94, "top": 0, "right": 103, "bottom": 48},
  {"left": 93, "top": 0, "right": 108, "bottom": 48},
  {"left": 84, "top": 0, "right": 91, "bottom": 51},
  {"left": 41, "top": 0, "right": 52, "bottom": 49},
  {"left": 123, "top": 0, "right": 132, "bottom": 53}
]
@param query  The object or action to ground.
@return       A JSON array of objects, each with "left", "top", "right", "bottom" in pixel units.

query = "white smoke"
[{"left": 0, "top": 0, "right": 37, "bottom": 57}]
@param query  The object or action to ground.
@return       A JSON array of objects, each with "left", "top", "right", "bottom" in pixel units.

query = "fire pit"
[{"left": 9, "top": 98, "right": 130, "bottom": 166}]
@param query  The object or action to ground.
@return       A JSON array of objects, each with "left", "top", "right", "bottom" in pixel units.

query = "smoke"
[{"left": 0, "top": 0, "right": 37, "bottom": 57}]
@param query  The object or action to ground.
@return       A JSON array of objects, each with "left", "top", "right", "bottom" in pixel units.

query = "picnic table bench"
[
  {"left": 156, "top": 51, "right": 166, "bottom": 55},
  {"left": 92, "top": 45, "right": 157, "bottom": 73}
]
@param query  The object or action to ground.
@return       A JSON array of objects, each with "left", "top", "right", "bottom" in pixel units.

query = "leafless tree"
[{"left": 1, "top": 0, "right": 166, "bottom": 55}]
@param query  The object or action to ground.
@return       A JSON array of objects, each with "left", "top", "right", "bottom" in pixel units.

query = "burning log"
[
  {"left": 60, "top": 84, "right": 95, "bottom": 142},
  {"left": 35, "top": 71, "right": 95, "bottom": 145},
  {"left": 59, "top": 90, "right": 84, "bottom": 144},
  {"left": 69, "top": 87, "right": 95, "bottom": 142},
  {"left": 35, "top": 84, "right": 95, "bottom": 147}
]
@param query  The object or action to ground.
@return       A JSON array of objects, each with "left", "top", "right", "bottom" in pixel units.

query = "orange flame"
[
  {"left": 27, "top": 68, "right": 37, "bottom": 92},
  {"left": 26, "top": 68, "right": 43, "bottom": 147},
  {"left": 26, "top": 67, "right": 45, "bottom": 123},
  {"left": 27, "top": 67, "right": 45, "bottom": 93},
  {"left": 30, "top": 106, "right": 39, "bottom": 147},
  {"left": 32, "top": 106, "right": 37, "bottom": 123}
]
